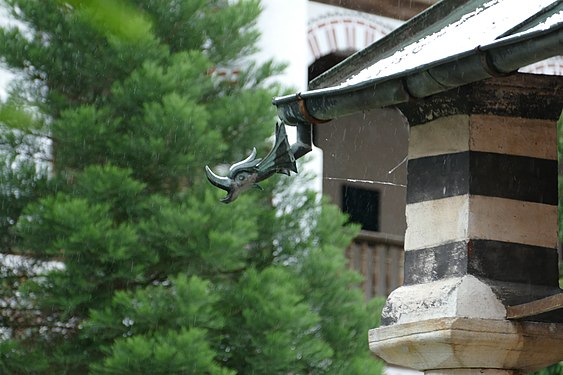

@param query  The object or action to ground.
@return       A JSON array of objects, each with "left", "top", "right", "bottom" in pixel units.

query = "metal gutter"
[
  {"left": 273, "top": 23, "right": 563, "bottom": 126},
  {"left": 308, "top": 0, "right": 483, "bottom": 90}
]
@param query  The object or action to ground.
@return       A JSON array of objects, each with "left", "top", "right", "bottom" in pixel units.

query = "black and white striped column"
[
  {"left": 370, "top": 74, "right": 563, "bottom": 374},
  {"left": 404, "top": 114, "right": 559, "bottom": 289},
  {"left": 379, "top": 112, "right": 561, "bottom": 327}
]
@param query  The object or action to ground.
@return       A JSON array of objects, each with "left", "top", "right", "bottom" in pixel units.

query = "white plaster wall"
[
  {"left": 254, "top": 0, "right": 326, "bottom": 193},
  {"left": 254, "top": 0, "right": 309, "bottom": 91}
]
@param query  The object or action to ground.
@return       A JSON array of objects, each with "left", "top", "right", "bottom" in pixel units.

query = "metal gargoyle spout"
[{"left": 205, "top": 123, "right": 309, "bottom": 203}]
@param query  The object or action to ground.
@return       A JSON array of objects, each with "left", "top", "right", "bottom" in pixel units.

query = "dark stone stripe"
[
  {"left": 407, "top": 152, "right": 470, "bottom": 204},
  {"left": 469, "top": 152, "right": 557, "bottom": 205},
  {"left": 404, "top": 240, "right": 559, "bottom": 286},
  {"left": 467, "top": 240, "right": 559, "bottom": 287},
  {"left": 397, "top": 74, "right": 563, "bottom": 126},
  {"left": 404, "top": 241, "right": 468, "bottom": 284},
  {"left": 407, "top": 151, "right": 557, "bottom": 205}
]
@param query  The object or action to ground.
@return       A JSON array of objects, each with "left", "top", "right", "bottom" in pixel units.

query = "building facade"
[{"left": 257, "top": 1, "right": 563, "bottom": 306}]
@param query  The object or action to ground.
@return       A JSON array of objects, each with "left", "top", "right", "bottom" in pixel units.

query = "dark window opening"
[
  {"left": 308, "top": 51, "right": 354, "bottom": 83},
  {"left": 309, "top": 51, "right": 355, "bottom": 145},
  {"left": 341, "top": 185, "right": 380, "bottom": 232}
]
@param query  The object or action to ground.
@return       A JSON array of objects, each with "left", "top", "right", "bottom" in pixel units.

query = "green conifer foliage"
[{"left": 0, "top": 1, "right": 383, "bottom": 373}]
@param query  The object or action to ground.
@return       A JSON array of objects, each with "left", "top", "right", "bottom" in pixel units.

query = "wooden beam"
[
  {"left": 311, "top": 0, "right": 436, "bottom": 21},
  {"left": 506, "top": 293, "right": 563, "bottom": 320}
]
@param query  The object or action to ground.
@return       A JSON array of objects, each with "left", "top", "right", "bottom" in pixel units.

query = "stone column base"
[
  {"left": 369, "top": 317, "right": 563, "bottom": 373},
  {"left": 425, "top": 370, "right": 514, "bottom": 375}
]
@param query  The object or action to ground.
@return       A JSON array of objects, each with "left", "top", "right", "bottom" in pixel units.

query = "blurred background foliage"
[{"left": 0, "top": 0, "right": 384, "bottom": 374}]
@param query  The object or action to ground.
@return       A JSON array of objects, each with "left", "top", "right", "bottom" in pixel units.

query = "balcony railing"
[{"left": 345, "top": 230, "right": 404, "bottom": 300}]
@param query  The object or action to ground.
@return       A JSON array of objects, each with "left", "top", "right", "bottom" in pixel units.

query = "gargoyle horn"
[{"left": 205, "top": 165, "right": 232, "bottom": 191}]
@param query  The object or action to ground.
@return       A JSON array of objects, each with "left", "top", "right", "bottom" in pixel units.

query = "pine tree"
[{"left": 0, "top": 1, "right": 384, "bottom": 373}]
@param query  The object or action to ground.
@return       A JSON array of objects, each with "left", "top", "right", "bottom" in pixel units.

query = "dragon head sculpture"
[{"left": 205, "top": 123, "right": 297, "bottom": 203}]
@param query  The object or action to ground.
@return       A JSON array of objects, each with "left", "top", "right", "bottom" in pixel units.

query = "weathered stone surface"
[
  {"left": 381, "top": 276, "right": 506, "bottom": 326},
  {"left": 374, "top": 71, "right": 563, "bottom": 374},
  {"left": 425, "top": 369, "right": 515, "bottom": 375},
  {"left": 469, "top": 115, "right": 556, "bottom": 160},
  {"left": 408, "top": 114, "right": 556, "bottom": 160},
  {"left": 369, "top": 317, "right": 563, "bottom": 372},
  {"left": 407, "top": 151, "right": 557, "bottom": 205},
  {"left": 407, "top": 113, "right": 557, "bottom": 206},
  {"left": 405, "top": 195, "right": 557, "bottom": 251},
  {"left": 404, "top": 240, "right": 559, "bottom": 286},
  {"left": 408, "top": 115, "right": 470, "bottom": 159},
  {"left": 398, "top": 74, "right": 563, "bottom": 125}
]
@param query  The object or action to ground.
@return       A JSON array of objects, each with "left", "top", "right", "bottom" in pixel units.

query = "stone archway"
[{"left": 306, "top": 13, "right": 396, "bottom": 67}]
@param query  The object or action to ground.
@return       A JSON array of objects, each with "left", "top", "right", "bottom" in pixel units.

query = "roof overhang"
[{"left": 274, "top": 0, "right": 563, "bottom": 125}]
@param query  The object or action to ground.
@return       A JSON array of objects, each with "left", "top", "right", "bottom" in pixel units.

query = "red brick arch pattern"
[
  {"left": 307, "top": 15, "right": 395, "bottom": 64},
  {"left": 519, "top": 56, "right": 563, "bottom": 76}
]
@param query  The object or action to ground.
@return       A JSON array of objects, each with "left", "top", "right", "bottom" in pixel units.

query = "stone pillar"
[{"left": 369, "top": 74, "right": 563, "bottom": 373}]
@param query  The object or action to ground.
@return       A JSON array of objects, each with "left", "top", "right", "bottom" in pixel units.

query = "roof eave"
[{"left": 274, "top": 24, "right": 563, "bottom": 126}]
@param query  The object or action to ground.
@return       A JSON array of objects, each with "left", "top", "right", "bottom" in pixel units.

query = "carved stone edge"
[
  {"left": 380, "top": 275, "right": 507, "bottom": 326},
  {"left": 369, "top": 317, "right": 563, "bottom": 372}
]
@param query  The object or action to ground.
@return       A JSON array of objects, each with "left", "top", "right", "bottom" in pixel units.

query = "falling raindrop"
[{"left": 388, "top": 154, "right": 407, "bottom": 174}]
